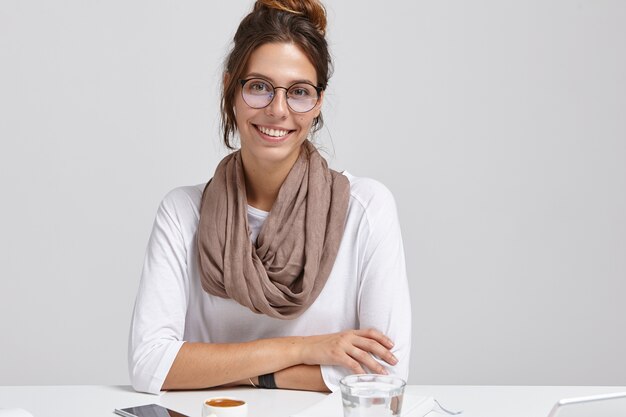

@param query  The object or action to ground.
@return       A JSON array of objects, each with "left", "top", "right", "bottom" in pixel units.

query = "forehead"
[{"left": 245, "top": 42, "right": 318, "bottom": 85}]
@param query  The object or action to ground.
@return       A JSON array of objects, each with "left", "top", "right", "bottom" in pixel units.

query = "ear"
[{"left": 313, "top": 90, "right": 325, "bottom": 118}]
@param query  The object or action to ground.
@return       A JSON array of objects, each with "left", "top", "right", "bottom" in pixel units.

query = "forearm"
[
  {"left": 162, "top": 337, "right": 301, "bottom": 390},
  {"left": 275, "top": 364, "right": 330, "bottom": 392},
  {"left": 227, "top": 364, "right": 329, "bottom": 392},
  {"left": 162, "top": 330, "right": 396, "bottom": 392}
]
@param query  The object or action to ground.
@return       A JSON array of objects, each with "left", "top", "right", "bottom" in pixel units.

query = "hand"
[{"left": 295, "top": 329, "right": 398, "bottom": 375}]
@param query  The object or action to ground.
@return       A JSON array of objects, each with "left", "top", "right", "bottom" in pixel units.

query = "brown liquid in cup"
[{"left": 206, "top": 398, "right": 246, "bottom": 407}]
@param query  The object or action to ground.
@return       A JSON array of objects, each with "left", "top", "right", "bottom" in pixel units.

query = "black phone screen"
[{"left": 114, "top": 403, "right": 189, "bottom": 417}]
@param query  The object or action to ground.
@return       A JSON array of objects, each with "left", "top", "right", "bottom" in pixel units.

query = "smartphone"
[{"left": 114, "top": 403, "right": 189, "bottom": 417}]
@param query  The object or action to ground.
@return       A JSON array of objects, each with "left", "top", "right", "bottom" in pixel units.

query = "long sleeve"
[
  {"left": 321, "top": 178, "right": 412, "bottom": 391},
  {"left": 128, "top": 189, "right": 192, "bottom": 394}
]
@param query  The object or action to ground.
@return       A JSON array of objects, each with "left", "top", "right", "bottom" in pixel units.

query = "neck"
[{"left": 241, "top": 148, "right": 302, "bottom": 212}]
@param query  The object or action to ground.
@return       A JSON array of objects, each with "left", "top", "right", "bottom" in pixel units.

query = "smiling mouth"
[{"left": 254, "top": 124, "right": 295, "bottom": 139}]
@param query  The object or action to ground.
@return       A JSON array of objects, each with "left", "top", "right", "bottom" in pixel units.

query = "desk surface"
[{"left": 1, "top": 385, "right": 625, "bottom": 417}]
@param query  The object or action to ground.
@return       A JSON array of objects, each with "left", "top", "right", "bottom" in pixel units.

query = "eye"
[
  {"left": 289, "top": 84, "right": 315, "bottom": 98},
  {"left": 292, "top": 88, "right": 309, "bottom": 97},
  {"left": 247, "top": 80, "right": 271, "bottom": 94}
]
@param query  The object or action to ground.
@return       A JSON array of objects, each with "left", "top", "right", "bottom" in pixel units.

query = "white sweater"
[{"left": 129, "top": 172, "right": 412, "bottom": 394}]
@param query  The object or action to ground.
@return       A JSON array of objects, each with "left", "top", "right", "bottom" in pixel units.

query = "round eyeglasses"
[{"left": 239, "top": 78, "right": 323, "bottom": 113}]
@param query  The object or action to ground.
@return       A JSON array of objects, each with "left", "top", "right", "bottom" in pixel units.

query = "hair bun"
[{"left": 256, "top": 0, "right": 327, "bottom": 35}]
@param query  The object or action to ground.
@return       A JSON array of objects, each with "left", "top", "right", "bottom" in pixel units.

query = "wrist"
[{"left": 258, "top": 373, "right": 277, "bottom": 389}]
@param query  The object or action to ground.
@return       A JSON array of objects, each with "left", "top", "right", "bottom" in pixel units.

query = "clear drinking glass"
[{"left": 339, "top": 374, "right": 406, "bottom": 417}]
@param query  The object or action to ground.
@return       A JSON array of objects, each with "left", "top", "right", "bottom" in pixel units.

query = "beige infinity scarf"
[{"left": 197, "top": 141, "right": 350, "bottom": 319}]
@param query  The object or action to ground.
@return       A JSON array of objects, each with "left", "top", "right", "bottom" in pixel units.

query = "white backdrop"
[{"left": 1, "top": 0, "right": 625, "bottom": 386}]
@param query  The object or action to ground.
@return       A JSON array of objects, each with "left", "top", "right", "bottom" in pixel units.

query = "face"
[{"left": 234, "top": 42, "right": 323, "bottom": 170}]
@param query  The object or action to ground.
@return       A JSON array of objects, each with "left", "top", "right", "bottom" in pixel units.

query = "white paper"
[
  {"left": 291, "top": 391, "right": 435, "bottom": 417},
  {"left": 0, "top": 410, "right": 34, "bottom": 417}
]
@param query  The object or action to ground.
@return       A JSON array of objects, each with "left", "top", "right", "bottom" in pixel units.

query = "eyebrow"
[{"left": 244, "top": 72, "right": 317, "bottom": 86}]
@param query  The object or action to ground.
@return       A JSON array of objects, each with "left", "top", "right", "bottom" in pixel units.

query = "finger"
[
  {"left": 354, "top": 328, "right": 395, "bottom": 349},
  {"left": 343, "top": 354, "right": 366, "bottom": 375},
  {"left": 348, "top": 347, "right": 388, "bottom": 375},
  {"left": 353, "top": 337, "right": 398, "bottom": 366}
]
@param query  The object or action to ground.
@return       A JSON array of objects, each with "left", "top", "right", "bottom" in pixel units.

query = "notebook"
[{"left": 291, "top": 391, "right": 435, "bottom": 417}]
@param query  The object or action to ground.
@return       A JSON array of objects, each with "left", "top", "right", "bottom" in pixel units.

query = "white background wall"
[{"left": 1, "top": 0, "right": 625, "bottom": 386}]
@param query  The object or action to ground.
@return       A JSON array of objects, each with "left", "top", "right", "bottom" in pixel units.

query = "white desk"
[{"left": 1, "top": 385, "right": 625, "bottom": 417}]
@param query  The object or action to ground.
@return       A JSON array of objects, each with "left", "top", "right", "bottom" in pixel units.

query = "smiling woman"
[
  {"left": 128, "top": 0, "right": 411, "bottom": 395},
  {"left": 235, "top": 43, "right": 323, "bottom": 210}
]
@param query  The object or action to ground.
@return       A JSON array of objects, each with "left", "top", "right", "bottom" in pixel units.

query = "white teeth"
[{"left": 258, "top": 125, "right": 289, "bottom": 137}]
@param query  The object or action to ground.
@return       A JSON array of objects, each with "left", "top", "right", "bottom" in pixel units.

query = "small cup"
[
  {"left": 340, "top": 374, "right": 406, "bottom": 417},
  {"left": 202, "top": 397, "right": 248, "bottom": 417}
]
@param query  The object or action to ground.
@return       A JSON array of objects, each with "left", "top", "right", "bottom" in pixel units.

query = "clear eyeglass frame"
[{"left": 239, "top": 78, "right": 324, "bottom": 113}]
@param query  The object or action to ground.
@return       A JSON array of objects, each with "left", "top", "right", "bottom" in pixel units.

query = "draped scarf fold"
[{"left": 197, "top": 141, "right": 350, "bottom": 319}]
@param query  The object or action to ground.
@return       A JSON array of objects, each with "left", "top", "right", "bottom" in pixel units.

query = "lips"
[{"left": 254, "top": 124, "right": 295, "bottom": 140}]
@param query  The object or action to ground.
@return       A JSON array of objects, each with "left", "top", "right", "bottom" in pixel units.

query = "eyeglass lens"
[{"left": 241, "top": 78, "right": 319, "bottom": 113}]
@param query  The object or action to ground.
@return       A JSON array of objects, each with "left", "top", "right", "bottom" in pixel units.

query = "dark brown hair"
[{"left": 220, "top": 0, "right": 332, "bottom": 149}]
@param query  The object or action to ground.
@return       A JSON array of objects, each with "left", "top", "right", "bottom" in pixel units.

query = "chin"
[{"left": 242, "top": 134, "right": 306, "bottom": 165}]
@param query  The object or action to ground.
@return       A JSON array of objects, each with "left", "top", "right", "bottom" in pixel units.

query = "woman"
[{"left": 129, "top": 0, "right": 411, "bottom": 394}]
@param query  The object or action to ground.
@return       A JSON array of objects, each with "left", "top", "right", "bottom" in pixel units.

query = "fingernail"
[
  {"left": 387, "top": 338, "right": 395, "bottom": 347},
  {"left": 391, "top": 355, "right": 398, "bottom": 365}
]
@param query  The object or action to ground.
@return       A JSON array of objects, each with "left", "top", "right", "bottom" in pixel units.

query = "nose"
[{"left": 265, "top": 87, "right": 289, "bottom": 118}]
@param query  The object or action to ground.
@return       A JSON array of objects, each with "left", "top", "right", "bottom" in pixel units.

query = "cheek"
[
  {"left": 234, "top": 101, "right": 255, "bottom": 128},
  {"left": 296, "top": 114, "right": 316, "bottom": 132}
]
